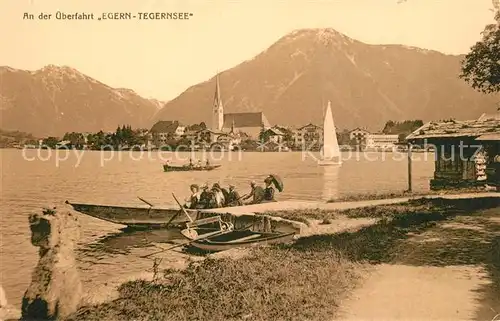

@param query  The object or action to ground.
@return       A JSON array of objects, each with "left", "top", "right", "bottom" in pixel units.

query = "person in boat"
[
  {"left": 210, "top": 183, "right": 226, "bottom": 208},
  {"left": 226, "top": 184, "right": 243, "bottom": 207},
  {"left": 195, "top": 159, "right": 202, "bottom": 169},
  {"left": 242, "top": 181, "right": 265, "bottom": 205},
  {"left": 206, "top": 159, "right": 210, "bottom": 167},
  {"left": 184, "top": 184, "right": 201, "bottom": 209},
  {"left": 212, "top": 183, "right": 229, "bottom": 206},
  {"left": 188, "top": 158, "right": 193, "bottom": 168},
  {"left": 199, "top": 183, "right": 212, "bottom": 208},
  {"left": 263, "top": 176, "right": 277, "bottom": 202},
  {"left": 217, "top": 183, "right": 230, "bottom": 201}
]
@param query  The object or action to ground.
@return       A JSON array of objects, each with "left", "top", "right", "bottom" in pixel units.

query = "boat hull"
[
  {"left": 66, "top": 201, "right": 199, "bottom": 229},
  {"left": 163, "top": 164, "right": 221, "bottom": 172},
  {"left": 188, "top": 230, "right": 295, "bottom": 252}
]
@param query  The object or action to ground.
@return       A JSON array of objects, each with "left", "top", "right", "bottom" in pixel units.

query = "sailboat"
[{"left": 318, "top": 101, "right": 342, "bottom": 166}]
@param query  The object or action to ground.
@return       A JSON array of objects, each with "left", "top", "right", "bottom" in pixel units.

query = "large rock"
[{"left": 21, "top": 207, "right": 82, "bottom": 320}]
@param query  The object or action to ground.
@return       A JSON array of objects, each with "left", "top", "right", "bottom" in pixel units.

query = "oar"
[
  {"left": 140, "top": 222, "right": 256, "bottom": 259},
  {"left": 172, "top": 193, "right": 194, "bottom": 223},
  {"left": 138, "top": 197, "right": 153, "bottom": 207},
  {"left": 165, "top": 193, "right": 193, "bottom": 228},
  {"left": 226, "top": 193, "right": 249, "bottom": 207},
  {"left": 238, "top": 194, "right": 249, "bottom": 201}
]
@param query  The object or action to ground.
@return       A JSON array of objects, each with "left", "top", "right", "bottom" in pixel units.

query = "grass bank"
[
  {"left": 326, "top": 188, "right": 493, "bottom": 203},
  {"left": 67, "top": 197, "right": 499, "bottom": 321},
  {"left": 265, "top": 196, "right": 499, "bottom": 224},
  {"left": 68, "top": 248, "right": 363, "bottom": 321}
]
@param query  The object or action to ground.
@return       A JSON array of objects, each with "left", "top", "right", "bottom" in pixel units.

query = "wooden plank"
[{"left": 186, "top": 216, "right": 222, "bottom": 228}]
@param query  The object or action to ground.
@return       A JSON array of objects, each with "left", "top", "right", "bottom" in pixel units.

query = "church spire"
[
  {"left": 230, "top": 118, "right": 235, "bottom": 134},
  {"left": 212, "top": 72, "right": 224, "bottom": 131},
  {"left": 214, "top": 73, "right": 222, "bottom": 109}
]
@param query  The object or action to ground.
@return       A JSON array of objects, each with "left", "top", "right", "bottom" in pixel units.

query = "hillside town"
[
  {"left": 4, "top": 76, "right": 429, "bottom": 152},
  {"left": 3, "top": 2, "right": 500, "bottom": 321},
  {"left": 6, "top": 73, "right": 498, "bottom": 155},
  {"left": 4, "top": 119, "right": 424, "bottom": 152}
]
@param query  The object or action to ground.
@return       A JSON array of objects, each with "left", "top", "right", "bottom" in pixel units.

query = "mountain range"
[
  {"left": 0, "top": 65, "right": 159, "bottom": 137},
  {"left": 155, "top": 28, "right": 500, "bottom": 131},
  {"left": 2, "top": 28, "right": 499, "bottom": 137}
]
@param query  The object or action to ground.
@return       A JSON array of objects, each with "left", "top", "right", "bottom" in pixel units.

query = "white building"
[
  {"left": 366, "top": 134, "right": 399, "bottom": 149},
  {"left": 149, "top": 120, "right": 186, "bottom": 147},
  {"left": 293, "top": 123, "right": 323, "bottom": 148}
]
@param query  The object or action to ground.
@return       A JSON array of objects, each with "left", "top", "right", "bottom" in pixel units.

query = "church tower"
[{"left": 212, "top": 74, "right": 224, "bottom": 131}]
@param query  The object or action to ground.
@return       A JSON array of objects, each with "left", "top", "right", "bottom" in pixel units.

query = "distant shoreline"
[{"left": 0, "top": 147, "right": 434, "bottom": 153}]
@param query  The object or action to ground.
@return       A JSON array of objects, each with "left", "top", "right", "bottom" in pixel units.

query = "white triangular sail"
[{"left": 319, "top": 101, "right": 342, "bottom": 165}]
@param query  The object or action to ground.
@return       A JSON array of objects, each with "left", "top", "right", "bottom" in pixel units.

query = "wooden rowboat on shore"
[
  {"left": 180, "top": 216, "right": 234, "bottom": 240},
  {"left": 65, "top": 200, "right": 198, "bottom": 229},
  {"left": 181, "top": 227, "right": 295, "bottom": 252},
  {"left": 163, "top": 164, "right": 221, "bottom": 172}
]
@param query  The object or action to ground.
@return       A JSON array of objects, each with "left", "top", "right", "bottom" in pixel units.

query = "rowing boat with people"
[{"left": 163, "top": 164, "right": 221, "bottom": 172}]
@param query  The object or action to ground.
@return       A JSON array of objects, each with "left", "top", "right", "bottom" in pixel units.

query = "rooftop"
[
  {"left": 297, "top": 123, "right": 322, "bottom": 130},
  {"left": 150, "top": 120, "right": 182, "bottom": 133},
  {"left": 197, "top": 128, "right": 228, "bottom": 135},
  {"left": 265, "top": 127, "right": 285, "bottom": 136},
  {"left": 223, "top": 112, "right": 269, "bottom": 128},
  {"left": 350, "top": 127, "right": 370, "bottom": 133},
  {"left": 406, "top": 117, "right": 500, "bottom": 141}
]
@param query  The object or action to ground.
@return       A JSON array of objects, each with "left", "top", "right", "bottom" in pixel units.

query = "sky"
[{"left": 0, "top": 0, "right": 497, "bottom": 101}]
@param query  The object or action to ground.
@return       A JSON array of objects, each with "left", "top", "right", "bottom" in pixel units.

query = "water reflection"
[
  {"left": 322, "top": 165, "right": 341, "bottom": 201},
  {"left": 78, "top": 227, "right": 180, "bottom": 257}
]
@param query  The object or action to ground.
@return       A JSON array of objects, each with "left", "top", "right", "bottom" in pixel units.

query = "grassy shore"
[
  {"left": 69, "top": 248, "right": 362, "bottom": 321},
  {"left": 263, "top": 195, "right": 494, "bottom": 224},
  {"left": 66, "top": 197, "right": 499, "bottom": 321},
  {"left": 326, "top": 187, "right": 493, "bottom": 203}
]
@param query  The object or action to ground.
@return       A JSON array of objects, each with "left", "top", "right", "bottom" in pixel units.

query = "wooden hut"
[{"left": 406, "top": 115, "right": 500, "bottom": 190}]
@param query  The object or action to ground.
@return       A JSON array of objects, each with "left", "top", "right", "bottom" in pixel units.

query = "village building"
[
  {"left": 406, "top": 114, "right": 500, "bottom": 190},
  {"left": 196, "top": 128, "right": 223, "bottom": 145},
  {"left": 365, "top": 133, "right": 400, "bottom": 149},
  {"left": 349, "top": 127, "right": 370, "bottom": 145},
  {"left": 194, "top": 128, "right": 240, "bottom": 148},
  {"left": 149, "top": 120, "right": 186, "bottom": 147},
  {"left": 182, "top": 129, "right": 198, "bottom": 142},
  {"left": 293, "top": 123, "right": 323, "bottom": 149},
  {"left": 222, "top": 112, "right": 269, "bottom": 138},
  {"left": 262, "top": 127, "right": 285, "bottom": 144}
]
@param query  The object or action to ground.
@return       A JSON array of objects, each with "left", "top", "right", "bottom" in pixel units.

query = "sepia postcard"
[{"left": 0, "top": 0, "right": 499, "bottom": 320}]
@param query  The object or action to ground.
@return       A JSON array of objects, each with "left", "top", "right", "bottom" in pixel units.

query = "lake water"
[{"left": 0, "top": 148, "right": 434, "bottom": 305}]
